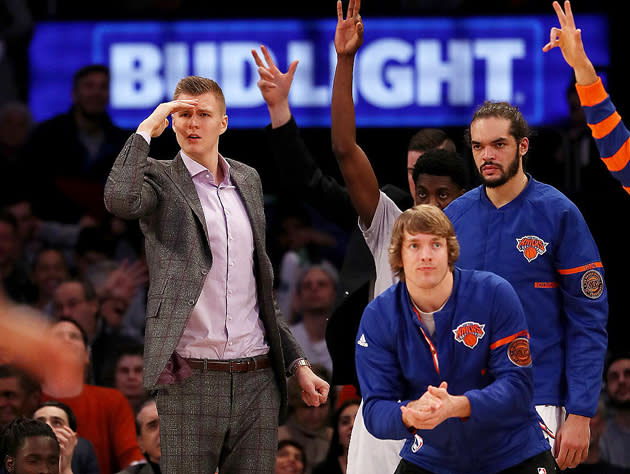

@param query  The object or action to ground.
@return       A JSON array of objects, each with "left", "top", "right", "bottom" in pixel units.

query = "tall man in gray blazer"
[{"left": 104, "top": 76, "right": 329, "bottom": 474}]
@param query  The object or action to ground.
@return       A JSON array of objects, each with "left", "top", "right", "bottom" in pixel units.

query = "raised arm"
[
  {"left": 544, "top": 0, "right": 630, "bottom": 195},
  {"left": 331, "top": 0, "right": 380, "bottom": 227},
  {"left": 253, "top": 45, "right": 358, "bottom": 230},
  {"left": 542, "top": 0, "right": 597, "bottom": 85},
  {"left": 252, "top": 45, "right": 297, "bottom": 128},
  {"left": 104, "top": 99, "right": 197, "bottom": 220}
]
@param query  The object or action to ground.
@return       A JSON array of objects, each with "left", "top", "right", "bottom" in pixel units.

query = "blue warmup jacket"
[
  {"left": 445, "top": 177, "right": 608, "bottom": 417},
  {"left": 355, "top": 268, "right": 550, "bottom": 474}
]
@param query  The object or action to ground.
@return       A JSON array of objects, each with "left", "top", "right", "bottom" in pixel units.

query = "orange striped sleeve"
[
  {"left": 588, "top": 111, "right": 622, "bottom": 139},
  {"left": 602, "top": 137, "right": 630, "bottom": 172},
  {"left": 490, "top": 329, "right": 529, "bottom": 350},
  {"left": 576, "top": 77, "right": 607, "bottom": 107},
  {"left": 557, "top": 261, "right": 603, "bottom": 275}
]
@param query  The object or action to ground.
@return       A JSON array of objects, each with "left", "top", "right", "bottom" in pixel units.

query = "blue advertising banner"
[{"left": 29, "top": 15, "right": 609, "bottom": 128}]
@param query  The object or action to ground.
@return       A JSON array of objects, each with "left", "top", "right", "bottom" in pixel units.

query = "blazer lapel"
[{"left": 166, "top": 154, "right": 210, "bottom": 244}]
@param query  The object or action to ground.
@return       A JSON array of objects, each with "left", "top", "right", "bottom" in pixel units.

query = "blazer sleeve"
[
  {"left": 276, "top": 299, "right": 307, "bottom": 370},
  {"left": 265, "top": 117, "right": 357, "bottom": 231},
  {"left": 104, "top": 133, "right": 160, "bottom": 219}
]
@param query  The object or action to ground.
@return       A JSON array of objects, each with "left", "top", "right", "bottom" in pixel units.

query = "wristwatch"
[{"left": 290, "top": 358, "right": 312, "bottom": 376}]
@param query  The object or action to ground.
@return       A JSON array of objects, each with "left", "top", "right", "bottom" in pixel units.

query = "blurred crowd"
[{"left": 2, "top": 1, "right": 630, "bottom": 473}]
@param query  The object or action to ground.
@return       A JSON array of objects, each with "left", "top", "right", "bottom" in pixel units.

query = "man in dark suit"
[{"left": 104, "top": 75, "right": 329, "bottom": 474}]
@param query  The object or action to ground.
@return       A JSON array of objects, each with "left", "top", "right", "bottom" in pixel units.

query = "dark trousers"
[
  {"left": 394, "top": 450, "right": 558, "bottom": 474},
  {"left": 156, "top": 366, "right": 280, "bottom": 474}
]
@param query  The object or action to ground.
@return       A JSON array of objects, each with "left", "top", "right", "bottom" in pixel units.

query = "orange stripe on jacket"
[
  {"left": 576, "top": 77, "right": 607, "bottom": 107},
  {"left": 588, "top": 111, "right": 622, "bottom": 139},
  {"left": 602, "top": 138, "right": 630, "bottom": 172},
  {"left": 557, "top": 261, "right": 603, "bottom": 275},
  {"left": 490, "top": 329, "right": 529, "bottom": 350}
]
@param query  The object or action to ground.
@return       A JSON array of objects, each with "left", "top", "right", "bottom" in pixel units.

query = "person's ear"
[
  {"left": 5, "top": 455, "right": 15, "bottom": 473},
  {"left": 519, "top": 137, "right": 529, "bottom": 157},
  {"left": 219, "top": 114, "right": 228, "bottom": 136}
]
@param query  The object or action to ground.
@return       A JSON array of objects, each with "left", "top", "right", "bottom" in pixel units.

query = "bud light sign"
[{"left": 29, "top": 15, "right": 608, "bottom": 128}]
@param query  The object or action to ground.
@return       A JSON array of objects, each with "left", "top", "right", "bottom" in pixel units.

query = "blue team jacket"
[
  {"left": 355, "top": 268, "right": 550, "bottom": 474},
  {"left": 445, "top": 177, "right": 608, "bottom": 417}
]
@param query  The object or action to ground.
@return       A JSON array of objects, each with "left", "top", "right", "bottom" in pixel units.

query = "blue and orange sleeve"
[{"left": 576, "top": 78, "right": 630, "bottom": 195}]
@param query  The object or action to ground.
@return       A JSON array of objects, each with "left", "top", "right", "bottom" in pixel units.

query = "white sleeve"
[{"left": 359, "top": 191, "right": 403, "bottom": 297}]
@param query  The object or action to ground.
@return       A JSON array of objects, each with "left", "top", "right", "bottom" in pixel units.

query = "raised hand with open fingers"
[
  {"left": 543, "top": 0, "right": 597, "bottom": 85},
  {"left": 543, "top": 1, "right": 586, "bottom": 67},
  {"left": 251, "top": 45, "right": 298, "bottom": 108},
  {"left": 335, "top": 0, "right": 364, "bottom": 56}
]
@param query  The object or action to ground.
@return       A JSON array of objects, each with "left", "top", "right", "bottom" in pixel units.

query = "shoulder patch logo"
[
  {"left": 516, "top": 235, "right": 549, "bottom": 262},
  {"left": 357, "top": 334, "right": 368, "bottom": 348},
  {"left": 508, "top": 337, "right": 532, "bottom": 367},
  {"left": 453, "top": 322, "right": 486, "bottom": 349},
  {"left": 411, "top": 434, "right": 424, "bottom": 453},
  {"left": 581, "top": 269, "right": 604, "bottom": 299}
]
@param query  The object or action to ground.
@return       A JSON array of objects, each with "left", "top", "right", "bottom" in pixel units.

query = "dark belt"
[{"left": 185, "top": 354, "right": 270, "bottom": 373}]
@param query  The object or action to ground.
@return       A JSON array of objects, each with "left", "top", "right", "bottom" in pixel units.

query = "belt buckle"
[{"left": 248, "top": 358, "right": 256, "bottom": 371}]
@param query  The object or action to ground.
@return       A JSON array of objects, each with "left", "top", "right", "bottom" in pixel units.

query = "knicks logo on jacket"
[
  {"left": 453, "top": 322, "right": 486, "bottom": 349},
  {"left": 516, "top": 235, "right": 549, "bottom": 262}
]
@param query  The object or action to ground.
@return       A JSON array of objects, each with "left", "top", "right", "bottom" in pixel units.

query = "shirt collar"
[
  {"left": 480, "top": 173, "right": 533, "bottom": 208},
  {"left": 180, "top": 151, "right": 232, "bottom": 185}
]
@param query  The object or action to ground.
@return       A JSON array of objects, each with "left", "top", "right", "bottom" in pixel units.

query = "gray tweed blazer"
[{"left": 104, "top": 133, "right": 304, "bottom": 422}]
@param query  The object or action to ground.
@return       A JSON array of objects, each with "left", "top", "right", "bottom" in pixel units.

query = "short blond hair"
[
  {"left": 173, "top": 76, "right": 226, "bottom": 114},
  {"left": 389, "top": 204, "right": 459, "bottom": 281}
]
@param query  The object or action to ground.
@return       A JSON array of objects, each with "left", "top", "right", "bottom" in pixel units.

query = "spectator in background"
[
  {"left": 88, "top": 261, "right": 148, "bottom": 384},
  {"left": 289, "top": 264, "right": 338, "bottom": 373},
  {"left": 34, "top": 400, "right": 100, "bottom": 474},
  {"left": 73, "top": 226, "right": 116, "bottom": 280},
  {"left": 0, "top": 365, "right": 40, "bottom": 431},
  {"left": 52, "top": 280, "right": 100, "bottom": 344},
  {"left": 30, "top": 249, "right": 70, "bottom": 316},
  {"left": 567, "top": 399, "right": 629, "bottom": 474},
  {"left": 0, "top": 0, "right": 33, "bottom": 106},
  {"left": 279, "top": 364, "right": 333, "bottom": 474},
  {"left": 269, "top": 200, "right": 338, "bottom": 323},
  {"left": 0, "top": 211, "right": 36, "bottom": 304},
  {"left": 23, "top": 64, "right": 128, "bottom": 223},
  {"left": 86, "top": 258, "right": 148, "bottom": 345},
  {"left": 0, "top": 103, "right": 32, "bottom": 228},
  {"left": 0, "top": 101, "right": 32, "bottom": 184},
  {"left": 117, "top": 398, "right": 161, "bottom": 474},
  {"left": 0, "top": 418, "right": 61, "bottom": 474},
  {"left": 313, "top": 398, "right": 360, "bottom": 474},
  {"left": 2, "top": 194, "right": 99, "bottom": 272},
  {"left": 41, "top": 318, "right": 145, "bottom": 474},
  {"left": 600, "top": 353, "right": 630, "bottom": 470},
  {"left": 275, "top": 440, "right": 306, "bottom": 474},
  {"left": 108, "top": 345, "right": 146, "bottom": 414}
]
